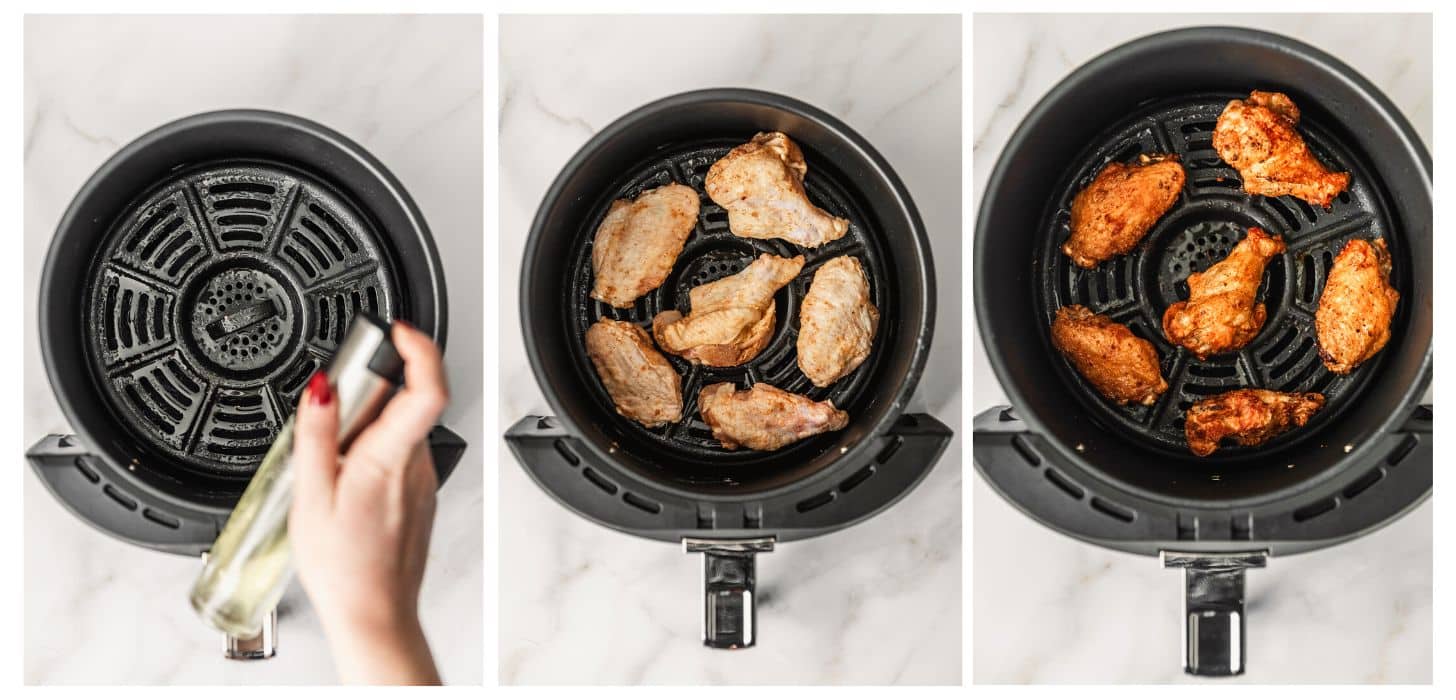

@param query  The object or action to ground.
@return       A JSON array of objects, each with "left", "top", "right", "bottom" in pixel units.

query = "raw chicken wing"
[
  {"left": 591, "top": 183, "right": 699, "bottom": 308},
  {"left": 1163, "top": 226, "right": 1286, "bottom": 359},
  {"left": 653, "top": 253, "right": 804, "bottom": 366},
  {"left": 705, "top": 132, "right": 849, "bottom": 248},
  {"left": 1316, "top": 238, "right": 1399, "bottom": 374},
  {"left": 797, "top": 256, "right": 879, "bottom": 386},
  {"left": 1063, "top": 154, "right": 1185, "bottom": 268},
  {"left": 698, "top": 382, "right": 849, "bottom": 451},
  {"left": 1051, "top": 305, "right": 1168, "bottom": 406},
  {"left": 1185, "top": 388, "right": 1324, "bottom": 457},
  {"left": 1213, "top": 91, "right": 1350, "bottom": 208},
  {"left": 585, "top": 319, "right": 682, "bottom": 427}
]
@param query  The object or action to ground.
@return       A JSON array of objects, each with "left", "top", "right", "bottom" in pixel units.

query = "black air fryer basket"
[
  {"left": 974, "top": 28, "right": 1431, "bottom": 677},
  {"left": 29, "top": 111, "right": 466, "bottom": 559},
  {"left": 507, "top": 89, "right": 952, "bottom": 648}
]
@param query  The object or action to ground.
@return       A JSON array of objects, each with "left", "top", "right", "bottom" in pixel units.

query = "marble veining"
[
  {"left": 499, "top": 14, "right": 962, "bottom": 685},
  {"left": 973, "top": 13, "right": 1432, "bottom": 684},
  {"left": 23, "top": 15, "right": 484, "bottom": 685}
]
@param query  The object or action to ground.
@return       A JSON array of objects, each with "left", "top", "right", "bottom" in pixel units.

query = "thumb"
[{"left": 291, "top": 371, "right": 341, "bottom": 518}]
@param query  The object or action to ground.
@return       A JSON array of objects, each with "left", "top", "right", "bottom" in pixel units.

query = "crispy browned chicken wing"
[
  {"left": 1063, "top": 154, "right": 1185, "bottom": 268},
  {"left": 1184, "top": 388, "right": 1324, "bottom": 457},
  {"left": 797, "top": 256, "right": 879, "bottom": 387},
  {"left": 652, "top": 253, "right": 803, "bottom": 366},
  {"left": 1212, "top": 91, "right": 1351, "bottom": 208},
  {"left": 698, "top": 382, "right": 848, "bottom": 451},
  {"left": 1051, "top": 305, "right": 1168, "bottom": 406},
  {"left": 591, "top": 183, "right": 700, "bottom": 308},
  {"left": 1316, "top": 238, "right": 1399, "bottom": 374},
  {"left": 1163, "top": 226, "right": 1286, "bottom": 359},
  {"left": 585, "top": 319, "right": 683, "bottom": 427},
  {"left": 705, "top": 132, "right": 849, "bottom": 248}
]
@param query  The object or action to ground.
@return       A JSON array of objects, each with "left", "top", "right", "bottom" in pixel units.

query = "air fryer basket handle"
[
  {"left": 1162, "top": 550, "right": 1267, "bottom": 676},
  {"left": 684, "top": 537, "right": 775, "bottom": 649}
]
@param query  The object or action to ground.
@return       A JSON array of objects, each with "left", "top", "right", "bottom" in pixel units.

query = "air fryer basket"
[
  {"left": 507, "top": 89, "right": 952, "bottom": 648},
  {"left": 973, "top": 28, "right": 1431, "bottom": 676},
  {"left": 29, "top": 111, "right": 466, "bottom": 556}
]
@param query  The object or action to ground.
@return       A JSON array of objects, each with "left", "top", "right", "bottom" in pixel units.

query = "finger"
[
  {"left": 347, "top": 321, "right": 449, "bottom": 471},
  {"left": 291, "top": 370, "right": 341, "bottom": 515}
]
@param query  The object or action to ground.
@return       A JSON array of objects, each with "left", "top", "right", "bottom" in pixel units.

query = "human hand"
[{"left": 289, "top": 321, "right": 449, "bottom": 685}]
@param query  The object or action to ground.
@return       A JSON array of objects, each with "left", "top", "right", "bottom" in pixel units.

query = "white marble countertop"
[
  {"left": 972, "top": 13, "right": 1432, "bottom": 683},
  {"left": 23, "top": 15, "right": 484, "bottom": 685},
  {"left": 498, "top": 14, "right": 962, "bottom": 685}
]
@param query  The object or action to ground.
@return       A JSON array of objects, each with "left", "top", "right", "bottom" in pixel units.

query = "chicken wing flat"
[
  {"left": 1063, "top": 154, "right": 1185, "bottom": 268},
  {"left": 591, "top": 183, "right": 700, "bottom": 308},
  {"left": 1185, "top": 388, "right": 1324, "bottom": 457},
  {"left": 705, "top": 132, "right": 849, "bottom": 248},
  {"left": 652, "top": 253, "right": 804, "bottom": 366},
  {"left": 698, "top": 382, "right": 849, "bottom": 451},
  {"left": 585, "top": 319, "right": 683, "bottom": 427},
  {"left": 1051, "top": 305, "right": 1168, "bottom": 406},
  {"left": 1316, "top": 238, "right": 1399, "bottom": 374},
  {"left": 1163, "top": 226, "right": 1286, "bottom": 359},
  {"left": 797, "top": 256, "right": 879, "bottom": 387},
  {"left": 1213, "top": 91, "right": 1351, "bottom": 208}
]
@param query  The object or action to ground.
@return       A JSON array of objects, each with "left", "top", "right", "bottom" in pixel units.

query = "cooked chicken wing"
[
  {"left": 652, "top": 253, "right": 804, "bottom": 366},
  {"left": 585, "top": 319, "right": 683, "bottom": 427},
  {"left": 1184, "top": 388, "right": 1324, "bottom": 457},
  {"left": 797, "top": 256, "right": 879, "bottom": 387},
  {"left": 1063, "top": 154, "right": 1185, "bottom": 268},
  {"left": 698, "top": 382, "right": 849, "bottom": 451},
  {"left": 1051, "top": 305, "right": 1168, "bottom": 406},
  {"left": 1213, "top": 91, "right": 1351, "bottom": 208},
  {"left": 1316, "top": 238, "right": 1399, "bottom": 374},
  {"left": 1163, "top": 226, "right": 1286, "bottom": 359},
  {"left": 591, "top": 183, "right": 700, "bottom": 308},
  {"left": 705, "top": 132, "right": 849, "bottom": 248}
]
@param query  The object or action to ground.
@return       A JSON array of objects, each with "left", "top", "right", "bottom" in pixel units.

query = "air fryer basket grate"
[
  {"left": 1037, "top": 95, "right": 1402, "bottom": 459},
  {"left": 565, "top": 140, "right": 891, "bottom": 463},
  {"left": 86, "top": 162, "right": 398, "bottom": 475}
]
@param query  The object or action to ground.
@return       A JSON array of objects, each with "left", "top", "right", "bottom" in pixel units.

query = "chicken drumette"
[
  {"left": 698, "top": 382, "right": 849, "bottom": 451},
  {"left": 591, "top": 183, "right": 700, "bottom": 308},
  {"left": 1213, "top": 91, "right": 1351, "bottom": 208},
  {"left": 652, "top": 253, "right": 803, "bottom": 366},
  {"left": 797, "top": 255, "right": 879, "bottom": 387},
  {"left": 705, "top": 132, "right": 849, "bottom": 248},
  {"left": 1316, "top": 238, "right": 1399, "bottom": 374},
  {"left": 1184, "top": 388, "right": 1324, "bottom": 457},
  {"left": 1063, "top": 154, "right": 1185, "bottom": 268},
  {"left": 1163, "top": 226, "right": 1286, "bottom": 359},
  {"left": 585, "top": 319, "right": 683, "bottom": 427},
  {"left": 1051, "top": 305, "right": 1168, "bottom": 406}
]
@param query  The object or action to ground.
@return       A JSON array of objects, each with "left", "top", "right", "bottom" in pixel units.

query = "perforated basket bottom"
[
  {"left": 1036, "top": 95, "right": 1401, "bottom": 458},
  {"left": 85, "top": 162, "right": 399, "bottom": 474},
  {"left": 566, "top": 141, "right": 892, "bottom": 461}
]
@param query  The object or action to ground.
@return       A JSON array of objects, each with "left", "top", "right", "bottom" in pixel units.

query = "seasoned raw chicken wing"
[
  {"left": 1316, "top": 238, "right": 1399, "bottom": 374},
  {"left": 1184, "top": 388, "right": 1324, "bottom": 457},
  {"left": 705, "top": 132, "right": 849, "bottom": 248},
  {"left": 585, "top": 319, "right": 683, "bottom": 427},
  {"left": 1051, "top": 305, "right": 1167, "bottom": 406},
  {"left": 1163, "top": 226, "right": 1286, "bottom": 359},
  {"left": 591, "top": 183, "right": 699, "bottom": 308},
  {"left": 652, "top": 253, "right": 803, "bottom": 366},
  {"left": 798, "top": 256, "right": 879, "bottom": 387},
  {"left": 1213, "top": 91, "right": 1350, "bottom": 208},
  {"left": 1063, "top": 154, "right": 1185, "bottom": 268},
  {"left": 698, "top": 382, "right": 849, "bottom": 451}
]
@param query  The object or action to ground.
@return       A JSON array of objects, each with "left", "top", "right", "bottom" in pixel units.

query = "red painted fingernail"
[{"left": 308, "top": 371, "right": 332, "bottom": 406}]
